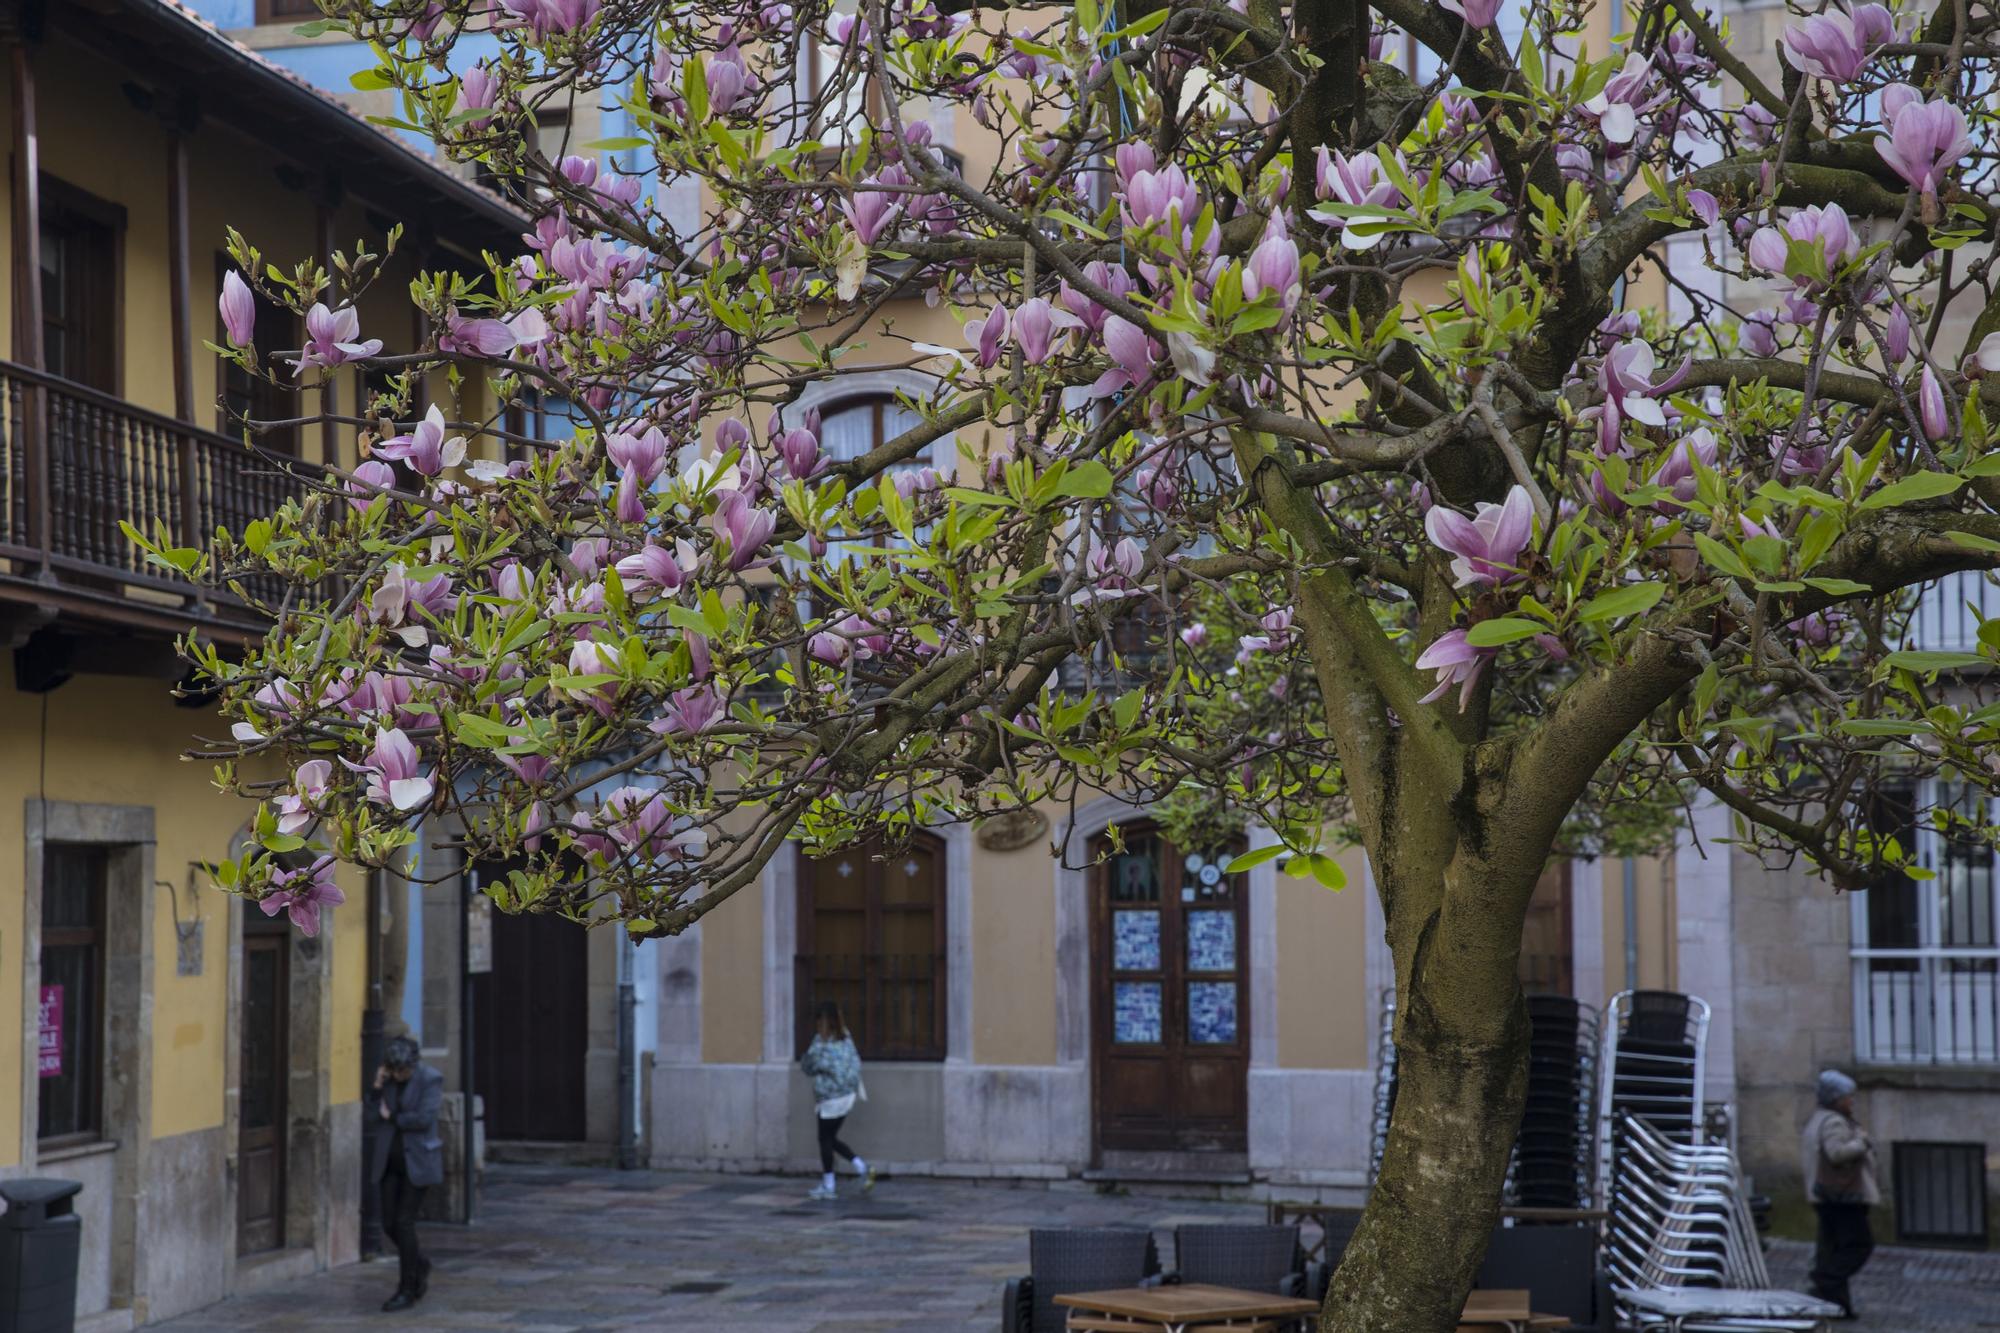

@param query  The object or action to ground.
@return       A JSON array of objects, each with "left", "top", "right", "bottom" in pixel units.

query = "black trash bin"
[{"left": 0, "top": 1178, "right": 82, "bottom": 1333}]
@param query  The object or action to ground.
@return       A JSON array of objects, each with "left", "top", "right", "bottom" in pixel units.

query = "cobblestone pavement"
[{"left": 156, "top": 1165, "right": 1999, "bottom": 1332}]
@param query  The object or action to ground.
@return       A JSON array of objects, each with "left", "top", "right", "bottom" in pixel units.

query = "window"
[
  {"left": 216, "top": 253, "right": 300, "bottom": 453},
  {"left": 39, "top": 845, "right": 107, "bottom": 1145},
  {"left": 504, "top": 390, "right": 579, "bottom": 463},
  {"left": 40, "top": 179, "right": 122, "bottom": 394},
  {"left": 477, "top": 107, "right": 571, "bottom": 206},
  {"left": 818, "top": 393, "right": 942, "bottom": 557},
  {"left": 796, "top": 832, "right": 946, "bottom": 1061},
  {"left": 1852, "top": 781, "right": 2000, "bottom": 1064},
  {"left": 257, "top": 0, "right": 325, "bottom": 20}
]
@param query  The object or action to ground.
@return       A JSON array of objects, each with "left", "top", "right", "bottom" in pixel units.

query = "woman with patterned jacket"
[{"left": 799, "top": 999, "right": 875, "bottom": 1199}]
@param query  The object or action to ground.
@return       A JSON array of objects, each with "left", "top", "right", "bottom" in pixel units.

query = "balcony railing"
[
  {"left": 1854, "top": 953, "right": 2000, "bottom": 1065},
  {"left": 0, "top": 359, "right": 305, "bottom": 628},
  {"left": 1907, "top": 570, "right": 1998, "bottom": 657}
]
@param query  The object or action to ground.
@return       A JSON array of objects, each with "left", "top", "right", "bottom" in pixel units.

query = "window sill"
[
  {"left": 37, "top": 1137, "right": 118, "bottom": 1165},
  {"left": 1854, "top": 1064, "right": 2000, "bottom": 1093}
]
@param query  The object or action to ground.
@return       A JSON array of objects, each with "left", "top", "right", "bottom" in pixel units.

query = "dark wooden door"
[
  {"left": 1090, "top": 826, "right": 1248, "bottom": 1154},
  {"left": 796, "top": 834, "right": 947, "bottom": 1060},
  {"left": 1519, "top": 862, "right": 1574, "bottom": 996},
  {"left": 473, "top": 905, "right": 589, "bottom": 1141},
  {"left": 238, "top": 922, "right": 288, "bottom": 1255}
]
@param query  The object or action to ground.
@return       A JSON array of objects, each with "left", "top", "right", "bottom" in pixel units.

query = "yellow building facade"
[{"left": 0, "top": 1, "right": 519, "bottom": 1324}]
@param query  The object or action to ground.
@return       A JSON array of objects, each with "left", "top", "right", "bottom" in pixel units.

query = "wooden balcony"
[{"left": 0, "top": 358, "right": 304, "bottom": 642}]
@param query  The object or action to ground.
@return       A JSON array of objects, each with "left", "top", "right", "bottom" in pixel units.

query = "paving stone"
[{"left": 151, "top": 1164, "right": 1999, "bottom": 1332}]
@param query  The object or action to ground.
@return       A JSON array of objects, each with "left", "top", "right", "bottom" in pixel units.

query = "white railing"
[
  {"left": 1906, "top": 570, "right": 1998, "bottom": 656},
  {"left": 1853, "top": 955, "right": 2000, "bottom": 1064}
]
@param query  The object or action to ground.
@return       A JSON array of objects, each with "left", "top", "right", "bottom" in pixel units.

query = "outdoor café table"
[
  {"left": 1054, "top": 1283, "right": 1320, "bottom": 1333},
  {"left": 1457, "top": 1289, "right": 1572, "bottom": 1332},
  {"left": 1613, "top": 1286, "right": 1843, "bottom": 1332}
]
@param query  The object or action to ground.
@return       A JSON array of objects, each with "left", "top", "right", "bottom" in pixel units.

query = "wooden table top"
[
  {"left": 1054, "top": 1284, "right": 1322, "bottom": 1321},
  {"left": 1463, "top": 1291, "right": 1533, "bottom": 1320}
]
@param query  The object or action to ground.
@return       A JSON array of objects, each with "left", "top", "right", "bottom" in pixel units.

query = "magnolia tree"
[{"left": 148, "top": 0, "right": 2000, "bottom": 1326}]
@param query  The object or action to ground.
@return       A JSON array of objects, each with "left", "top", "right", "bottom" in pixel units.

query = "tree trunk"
[{"left": 1320, "top": 863, "right": 1535, "bottom": 1333}]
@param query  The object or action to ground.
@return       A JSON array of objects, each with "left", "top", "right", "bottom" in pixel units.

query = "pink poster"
[{"left": 37, "top": 985, "right": 62, "bottom": 1079}]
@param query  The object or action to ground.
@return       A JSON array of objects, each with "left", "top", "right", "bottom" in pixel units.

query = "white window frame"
[{"left": 1850, "top": 778, "right": 2000, "bottom": 1065}]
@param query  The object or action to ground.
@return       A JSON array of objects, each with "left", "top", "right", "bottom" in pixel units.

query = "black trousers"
[
  {"left": 816, "top": 1114, "right": 858, "bottom": 1174},
  {"left": 1810, "top": 1201, "right": 1874, "bottom": 1312},
  {"left": 379, "top": 1160, "right": 428, "bottom": 1293}
]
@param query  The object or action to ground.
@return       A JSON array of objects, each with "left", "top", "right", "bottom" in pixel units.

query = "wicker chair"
[
  {"left": 1002, "top": 1227, "right": 1162, "bottom": 1333},
  {"left": 1173, "top": 1225, "right": 1319, "bottom": 1329}
]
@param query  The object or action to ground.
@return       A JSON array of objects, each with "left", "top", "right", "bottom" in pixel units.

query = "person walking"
[
  {"left": 799, "top": 1000, "right": 874, "bottom": 1200},
  {"left": 371, "top": 1035, "right": 444, "bottom": 1312},
  {"left": 1801, "top": 1069, "right": 1878, "bottom": 1319}
]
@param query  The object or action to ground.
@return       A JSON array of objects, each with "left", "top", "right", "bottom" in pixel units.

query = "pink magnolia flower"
[
  {"left": 966, "top": 302, "right": 1009, "bottom": 368},
  {"left": 1919, "top": 366, "right": 1950, "bottom": 442},
  {"left": 652, "top": 684, "right": 725, "bottom": 737},
  {"left": 1881, "top": 303, "right": 1911, "bottom": 366},
  {"left": 374, "top": 404, "right": 465, "bottom": 476},
  {"left": 1059, "top": 261, "right": 1137, "bottom": 335},
  {"left": 607, "top": 425, "right": 669, "bottom": 522},
  {"left": 1649, "top": 428, "right": 1721, "bottom": 511},
  {"left": 1122, "top": 165, "right": 1201, "bottom": 232},
  {"left": 1114, "top": 143, "right": 1156, "bottom": 186},
  {"left": 273, "top": 759, "right": 332, "bottom": 837},
  {"left": 613, "top": 542, "right": 686, "bottom": 596},
  {"left": 1581, "top": 53, "right": 1669, "bottom": 146},
  {"left": 460, "top": 63, "right": 499, "bottom": 128},
  {"left": 1241, "top": 226, "right": 1302, "bottom": 316},
  {"left": 261, "top": 856, "right": 345, "bottom": 937},
  {"left": 1441, "top": 0, "right": 1503, "bottom": 27},
  {"left": 1091, "top": 315, "right": 1159, "bottom": 399},
  {"left": 710, "top": 490, "right": 775, "bottom": 570},
  {"left": 1780, "top": 3, "right": 1895, "bottom": 83},
  {"left": 1425, "top": 485, "right": 1534, "bottom": 587},
  {"left": 775, "top": 426, "right": 824, "bottom": 479},
  {"left": 1739, "top": 512, "right": 1784, "bottom": 542},
  {"left": 1747, "top": 203, "right": 1860, "bottom": 284},
  {"left": 1969, "top": 331, "right": 2000, "bottom": 375},
  {"left": 1741, "top": 309, "right": 1781, "bottom": 358},
  {"left": 1313, "top": 148, "right": 1403, "bottom": 251},
  {"left": 497, "top": 0, "right": 600, "bottom": 38},
  {"left": 1875, "top": 88, "right": 1972, "bottom": 202},
  {"left": 440, "top": 307, "right": 537, "bottom": 357},
  {"left": 842, "top": 181, "right": 904, "bottom": 245},
  {"left": 342, "top": 728, "right": 433, "bottom": 812},
  {"left": 219, "top": 271, "right": 256, "bottom": 347},
  {"left": 1011, "top": 297, "right": 1081, "bottom": 364},
  {"left": 289, "top": 303, "right": 382, "bottom": 376},
  {"left": 1687, "top": 189, "right": 1721, "bottom": 227},
  {"left": 1180, "top": 623, "right": 1208, "bottom": 648},
  {"left": 564, "top": 640, "right": 620, "bottom": 717},
  {"left": 1588, "top": 339, "right": 1692, "bottom": 455},
  {"left": 1416, "top": 629, "right": 1494, "bottom": 711}
]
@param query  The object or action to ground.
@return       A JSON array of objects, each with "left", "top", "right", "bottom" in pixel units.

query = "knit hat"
[{"left": 1816, "top": 1069, "right": 1856, "bottom": 1107}]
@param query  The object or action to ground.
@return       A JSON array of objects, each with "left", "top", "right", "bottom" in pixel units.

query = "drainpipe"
[
  {"left": 460, "top": 863, "right": 476, "bottom": 1224},
  {"left": 1622, "top": 857, "right": 1640, "bottom": 989},
  {"left": 617, "top": 939, "right": 638, "bottom": 1169}
]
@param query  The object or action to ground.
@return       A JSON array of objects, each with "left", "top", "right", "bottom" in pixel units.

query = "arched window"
[{"left": 796, "top": 832, "right": 947, "bottom": 1061}]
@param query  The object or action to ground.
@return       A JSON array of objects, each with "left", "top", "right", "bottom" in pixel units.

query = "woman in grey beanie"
[{"left": 1800, "top": 1068, "right": 1876, "bottom": 1318}]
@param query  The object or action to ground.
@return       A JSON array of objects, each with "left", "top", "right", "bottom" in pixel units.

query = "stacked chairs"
[
  {"left": 1605, "top": 1114, "right": 1839, "bottom": 1331},
  {"left": 1510, "top": 995, "right": 1601, "bottom": 1210},
  {"left": 1368, "top": 991, "right": 1397, "bottom": 1183},
  {"left": 1594, "top": 991, "right": 1709, "bottom": 1211},
  {"left": 1369, "top": 989, "right": 1601, "bottom": 1211}
]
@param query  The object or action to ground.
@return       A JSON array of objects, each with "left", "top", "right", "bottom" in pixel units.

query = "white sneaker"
[{"left": 807, "top": 1185, "right": 837, "bottom": 1201}]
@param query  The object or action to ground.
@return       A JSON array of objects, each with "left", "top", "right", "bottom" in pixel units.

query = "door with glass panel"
[{"left": 1090, "top": 825, "right": 1248, "bottom": 1154}]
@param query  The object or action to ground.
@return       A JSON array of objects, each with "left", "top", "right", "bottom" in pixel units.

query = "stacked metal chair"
[
  {"left": 1511, "top": 994, "right": 1601, "bottom": 1209},
  {"left": 1593, "top": 991, "right": 1709, "bottom": 1210},
  {"left": 1605, "top": 1115, "right": 1839, "bottom": 1331},
  {"left": 1369, "top": 991, "right": 1601, "bottom": 1211}
]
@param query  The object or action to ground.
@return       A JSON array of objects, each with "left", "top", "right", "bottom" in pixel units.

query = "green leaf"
[
  {"left": 1112, "top": 689, "right": 1143, "bottom": 731},
  {"left": 1053, "top": 461, "right": 1115, "bottom": 499},
  {"left": 1883, "top": 650, "right": 1987, "bottom": 672},
  {"left": 1576, "top": 581, "right": 1665, "bottom": 623},
  {"left": 349, "top": 67, "right": 395, "bottom": 91},
  {"left": 1224, "top": 844, "right": 1287, "bottom": 873},
  {"left": 1837, "top": 718, "right": 1930, "bottom": 736},
  {"left": 1859, "top": 471, "right": 1964, "bottom": 510},
  {"left": 1285, "top": 852, "right": 1347, "bottom": 891},
  {"left": 1803, "top": 577, "right": 1872, "bottom": 596},
  {"left": 1464, "top": 618, "right": 1544, "bottom": 647},
  {"left": 1694, "top": 534, "right": 1751, "bottom": 580},
  {"left": 1945, "top": 529, "right": 2000, "bottom": 553}
]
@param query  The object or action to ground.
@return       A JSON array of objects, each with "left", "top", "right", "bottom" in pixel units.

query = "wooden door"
[
  {"left": 473, "top": 906, "right": 589, "bottom": 1141},
  {"left": 1519, "top": 862, "right": 1574, "bottom": 996},
  {"left": 1091, "top": 826, "right": 1248, "bottom": 1154},
  {"left": 796, "top": 834, "right": 947, "bottom": 1060},
  {"left": 238, "top": 922, "right": 289, "bottom": 1255}
]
